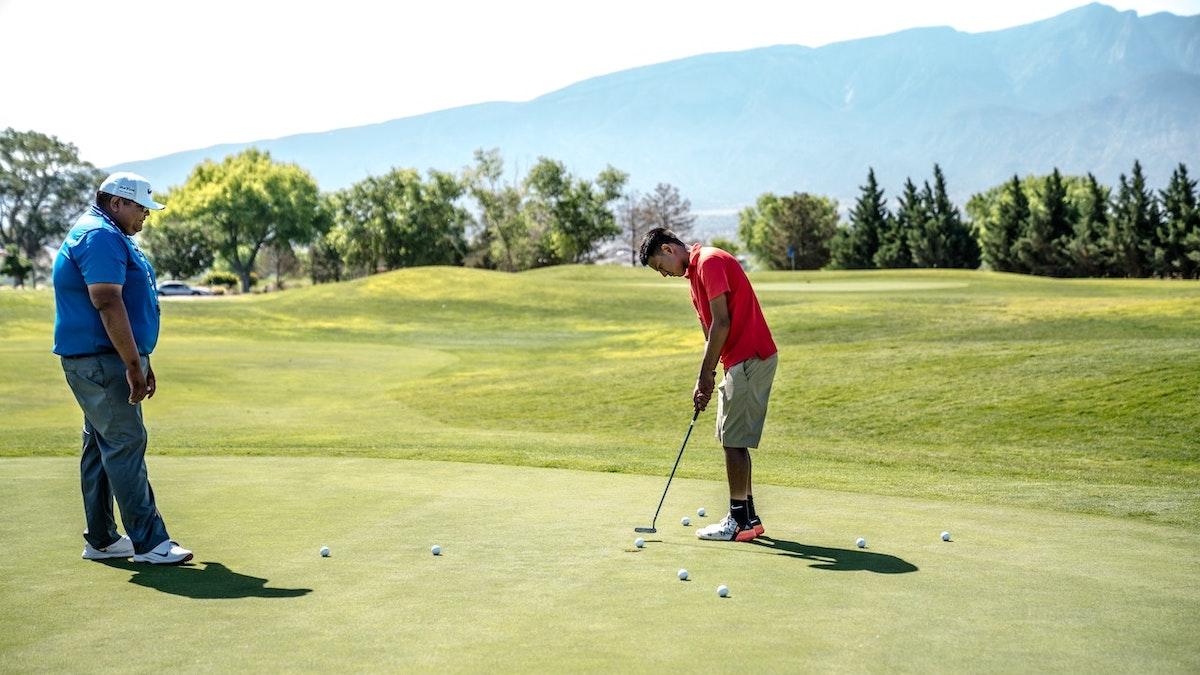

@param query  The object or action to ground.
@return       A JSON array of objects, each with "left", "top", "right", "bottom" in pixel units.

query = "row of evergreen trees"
[{"left": 833, "top": 161, "right": 1200, "bottom": 279}]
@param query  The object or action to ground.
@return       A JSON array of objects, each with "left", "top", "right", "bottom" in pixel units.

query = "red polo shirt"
[{"left": 686, "top": 244, "right": 777, "bottom": 370}]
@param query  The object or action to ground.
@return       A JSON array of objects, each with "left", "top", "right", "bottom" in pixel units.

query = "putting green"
[{"left": 2, "top": 457, "right": 1196, "bottom": 672}]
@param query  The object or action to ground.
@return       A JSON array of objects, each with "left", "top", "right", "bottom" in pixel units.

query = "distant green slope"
[{"left": 2, "top": 267, "right": 1197, "bottom": 527}]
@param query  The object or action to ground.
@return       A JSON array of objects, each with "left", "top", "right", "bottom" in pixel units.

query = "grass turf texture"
[
  {"left": 2, "top": 457, "right": 1197, "bottom": 672},
  {"left": 1, "top": 268, "right": 1197, "bottom": 527}
]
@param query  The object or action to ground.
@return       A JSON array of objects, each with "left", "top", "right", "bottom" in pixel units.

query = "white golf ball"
[
  {"left": 856, "top": 537, "right": 866, "bottom": 549},
  {"left": 634, "top": 538, "right": 645, "bottom": 548},
  {"left": 941, "top": 531, "right": 952, "bottom": 542},
  {"left": 717, "top": 585, "right": 729, "bottom": 597},
  {"left": 431, "top": 544, "right": 442, "bottom": 556},
  {"left": 697, "top": 507, "right": 706, "bottom": 517},
  {"left": 681, "top": 516, "right": 691, "bottom": 526},
  {"left": 319, "top": 546, "right": 330, "bottom": 557},
  {"left": 678, "top": 569, "right": 689, "bottom": 581}
]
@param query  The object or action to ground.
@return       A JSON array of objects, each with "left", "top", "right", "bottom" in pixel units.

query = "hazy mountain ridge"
[{"left": 114, "top": 3, "right": 1200, "bottom": 212}]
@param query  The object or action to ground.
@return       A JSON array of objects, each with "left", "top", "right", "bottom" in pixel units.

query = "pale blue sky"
[{"left": 1, "top": 0, "right": 1196, "bottom": 166}]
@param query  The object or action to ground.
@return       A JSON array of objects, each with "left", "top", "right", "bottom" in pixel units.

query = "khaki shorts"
[{"left": 716, "top": 353, "right": 778, "bottom": 448}]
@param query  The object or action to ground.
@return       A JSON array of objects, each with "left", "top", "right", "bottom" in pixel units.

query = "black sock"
[
  {"left": 730, "top": 499, "right": 750, "bottom": 528},
  {"left": 747, "top": 495, "right": 760, "bottom": 523}
]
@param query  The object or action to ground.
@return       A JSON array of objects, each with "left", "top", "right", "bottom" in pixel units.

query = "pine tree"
[
  {"left": 1015, "top": 168, "right": 1074, "bottom": 276},
  {"left": 877, "top": 178, "right": 919, "bottom": 268},
  {"left": 1066, "top": 173, "right": 1110, "bottom": 277},
  {"left": 1109, "top": 161, "right": 1161, "bottom": 278},
  {"left": 980, "top": 175, "right": 1028, "bottom": 273},
  {"left": 835, "top": 167, "right": 887, "bottom": 269},
  {"left": 910, "top": 165, "right": 978, "bottom": 268},
  {"left": 1156, "top": 163, "right": 1200, "bottom": 279},
  {"left": 908, "top": 180, "right": 939, "bottom": 267}
]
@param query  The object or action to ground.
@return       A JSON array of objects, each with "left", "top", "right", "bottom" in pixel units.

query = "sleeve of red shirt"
[{"left": 697, "top": 254, "right": 731, "bottom": 301}]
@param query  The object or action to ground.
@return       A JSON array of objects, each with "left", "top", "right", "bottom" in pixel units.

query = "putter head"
[{"left": 634, "top": 527, "right": 657, "bottom": 534}]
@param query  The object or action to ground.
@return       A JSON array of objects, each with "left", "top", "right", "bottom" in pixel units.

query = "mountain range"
[{"left": 113, "top": 3, "right": 1200, "bottom": 217}]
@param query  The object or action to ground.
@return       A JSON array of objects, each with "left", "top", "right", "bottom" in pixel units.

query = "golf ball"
[
  {"left": 634, "top": 538, "right": 645, "bottom": 548},
  {"left": 678, "top": 569, "right": 689, "bottom": 581},
  {"left": 941, "top": 531, "right": 952, "bottom": 542},
  {"left": 717, "top": 585, "right": 729, "bottom": 597},
  {"left": 431, "top": 544, "right": 442, "bottom": 556},
  {"left": 856, "top": 537, "right": 867, "bottom": 549},
  {"left": 697, "top": 507, "right": 706, "bottom": 517},
  {"left": 319, "top": 546, "right": 330, "bottom": 557},
  {"left": 681, "top": 516, "right": 691, "bottom": 526}
]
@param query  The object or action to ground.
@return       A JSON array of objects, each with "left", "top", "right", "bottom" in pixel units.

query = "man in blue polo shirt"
[{"left": 53, "top": 172, "right": 192, "bottom": 565}]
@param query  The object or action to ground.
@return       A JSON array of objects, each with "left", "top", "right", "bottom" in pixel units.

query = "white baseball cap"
[{"left": 98, "top": 172, "right": 165, "bottom": 210}]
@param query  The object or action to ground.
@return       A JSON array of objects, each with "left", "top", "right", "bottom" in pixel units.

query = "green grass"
[
  {"left": 1, "top": 457, "right": 1197, "bottom": 672},
  {"left": 2, "top": 267, "right": 1197, "bottom": 527},
  {"left": 2, "top": 267, "right": 1199, "bottom": 670}
]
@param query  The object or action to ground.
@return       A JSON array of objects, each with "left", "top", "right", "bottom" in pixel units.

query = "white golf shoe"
[
  {"left": 132, "top": 539, "right": 193, "bottom": 565},
  {"left": 82, "top": 535, "right": 135, "bottom": 560},
  {"left": 696, "top": 513, "right": 758, "bottom": 542}
]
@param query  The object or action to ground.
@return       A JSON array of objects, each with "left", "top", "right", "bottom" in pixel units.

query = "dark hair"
[
  {"left": 95, "top": 191, "right": 120, "bottom": 216},
  {"left": 638, "top": 227, "right": 685, "bottom": 267}
]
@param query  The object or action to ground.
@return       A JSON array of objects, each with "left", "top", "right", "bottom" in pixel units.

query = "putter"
[{"left": 635, "top": 409, "right": 701, "bottom": 533}]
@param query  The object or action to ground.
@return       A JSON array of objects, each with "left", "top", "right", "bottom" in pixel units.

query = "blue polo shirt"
[{"left": 52, "top": 206, "right": 160, "bottom": 357}]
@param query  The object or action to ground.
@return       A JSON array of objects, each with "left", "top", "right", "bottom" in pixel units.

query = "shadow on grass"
[
  {"left": 99, "top": 560, "right": 312, "bottom": 599},
  {"left": 750, "top": 537, "right": 918, "bottom": 574}
]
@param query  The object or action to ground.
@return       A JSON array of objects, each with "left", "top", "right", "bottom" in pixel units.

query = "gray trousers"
[{"left": 61, "top": 353, "right": 170, "bottom": 554}]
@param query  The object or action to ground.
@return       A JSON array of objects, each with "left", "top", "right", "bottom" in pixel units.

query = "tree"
[
  {"left": 166, "top": 149, "right": 322, "bottom": 292},
  {"left": 465, "top": 149, "right": 530, "bottom": 272},
  {"left": 834, "top": 167, "right": 887, "bottom": 269},
  {"left": 309, "top": 227, "right": 346, "bottom": 284},
  {"left": 1066, "top": 174, "right": 1111, "bottom": 278},
  {"left": 523, "top": 158, "right": 627, "bottom": 265},
  {"left": 876, "top": 178, "right": 920, "bottom": 269},
  {"left": 973, "top": 175, "right": 1029, "bottom": 273},
  {"left": 1014, "top": 168, "right": 1074, "bottom": 276},
  {"left": 738, "top": 192, "right": 839, "bottom": 270},
  {"left": 332, "top": 167, "right": 470, "bottom": 274},
  {"left": 1, "top": 251, "right": 33, "bottom": 287},
  {"left": 0, "top": 128, "right": 103, "bottom": 286},
  {"left": 909, "top": 164, "right": 979, "bottom": 269},
  {"left": 1156, "top": 163, "right": 1200, "bottom": 279},
  {"left": 1108, "top": 160, "right": 1161, "bottom": 278},
  {"left": 611, "top": 183, "right": 695, "bottom": 267},
  {"left": 639, "top": 183, "right": 695, "bottom": 237},
  {"left": 710, "top": 236, "right": 740, "bottom": 254},
  {"left": 139, "top": 188, "right": 216, "bottom": 280}
]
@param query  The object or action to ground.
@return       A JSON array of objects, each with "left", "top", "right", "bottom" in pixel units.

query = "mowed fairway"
[{"left": 1, "top": 267, "right": 1199, "bottom": 670}]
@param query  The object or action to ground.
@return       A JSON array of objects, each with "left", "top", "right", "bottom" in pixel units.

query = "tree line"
[
  {"left": 2, "top": 126, "right": 1197, "bottom": 289},
  {"left": 744, "top": 162, "right": 1199, "bottom": 279}
]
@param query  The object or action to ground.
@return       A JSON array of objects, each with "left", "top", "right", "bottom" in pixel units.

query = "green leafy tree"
[
  {"left": 166, "top": 149, "right": 322, "bottom": 292},
  {"left": 738, "top": 192, "right": 838, "bottom": 270},
  {"left": 523, "top": 158, "right": 627, "bottom": 265},
  {"left": 332, "top": 167, "right": 469, "bottom": 274},
  {"left": 1067, "top": 174, "right": 1111, "bottom": 277},
  {"left": 0, "top": 128, "right": 103, "bottom": 286},
  {"left": 973, "top": 175, "right": 1029, "bottom": 273},
  {"left": 910, "top": 164, "right": 979, "bottom": 269},
  {"left": 309, "top": 227, "right": 346, "bottom": 284},
  {"left": 1155, "top": 163, "right": 1200, "bottom": 279},
  {"left": 876, "top": 178, "right": 920, "bottom": 269},
  {"left": 1108, "top": 161, "right": 1161, "bottom": 278},
  {"left": 709, "top": 236, "right": 740, "bottom": 254},
  {"left": 1014, "top": 168, "right": 1075, "bottom": 276},
  {"left": 834, "top": 167, "right": 887, "bottom": 269},
  {"left": 464, "top": 149, "right": 531, "bottom": 271},
  {"left": 140, "top": 188, "right": 216, "bottom": 280},
  {"left": 1, "top": 251, "right": 34, "bottom": 287}
]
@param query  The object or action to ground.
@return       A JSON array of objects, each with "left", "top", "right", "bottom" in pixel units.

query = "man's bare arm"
[{"left": 87, "top": 283, "right": 148, "bottom": 404}]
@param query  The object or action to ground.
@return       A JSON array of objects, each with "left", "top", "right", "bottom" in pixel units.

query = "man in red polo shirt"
[{"left": 639, "top": 227, "right": 779, "bottom": 542}]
